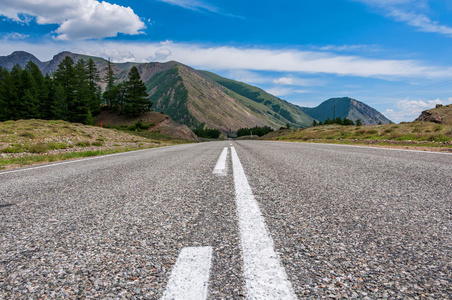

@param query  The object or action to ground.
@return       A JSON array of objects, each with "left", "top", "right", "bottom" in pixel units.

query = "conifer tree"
[
  {"left": 53, "top": 56, "right": 76, "bottom": 120},
  {"left": 103, "top": 58, "right": 116, "bottom": 109},
  {"left": 87, "top": 59, "right": 101, "bottom": 114},
  {"left": 26, "top": 61, "right": 48, "bottom": 119},
  {"left": 51, "top": 84, "right": 68, "bottom": 120},
  {"left": 73, "top": 59, "right": 91, "bottom": 123},
  {"left": 122, "top": 66, "right": 152, "bottom": 117},
  {"left": 0, "top": 67, "right": 12, "bottom": 121}
]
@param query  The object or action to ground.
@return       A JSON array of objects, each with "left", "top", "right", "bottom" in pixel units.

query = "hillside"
[
  {"left": 1, "top": 51, "right": 390, "bottom": 132},
  {"left": 0, "top": 118, "right": 192, "bottom": 170},
  {"left": 300, "top": 97, "right": 392, "bottom": 125},
  {"left": 199, "top": 71, "right": 314, "bottom": 128},
  {"left": 416, "top": 104, "right": 452, "bottom": 125},
  {"left": 262, "top": 122, "right": 452, "bottom": 152},
  {"left": 0, "top": 51, "right": 315, "bottom": 133}
]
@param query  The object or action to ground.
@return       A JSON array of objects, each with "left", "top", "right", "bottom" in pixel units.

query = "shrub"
[
  {"left": 237, "top": 126, "right": 274, "bottom": 137},
  {"left": 1, "top": 145, "right": 24, "bottom": 153},
  {"left": 193, "top": 127, "right": 221, "bottom": 139},
  {"left": 47, "top": 142, "right": 68, "bottom": 150},
  {"left": 128, "top": 120, "right": 153, "bottom": 131},
  {"left": 26, "top": 143, "right": 49, "bottom": 154},
  {"left": 429, "top": 134, "right": 451, "bottom": 142},
  {"left": 19, "top": 131, "right": 35, "bottom": 139},
  {"left": 75, "top": 141, "right": 91, "bottom": 147}
]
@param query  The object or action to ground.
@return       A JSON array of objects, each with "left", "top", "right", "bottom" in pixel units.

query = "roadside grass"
[
  {"left": 263, "top": 122, "right": 452, "bottom": 148},
  {"left": 0, "top": 147, "right": 148, "bottom": 170},
  {"left": 0, "top": 119, "right": 192, "bottom": 170}
]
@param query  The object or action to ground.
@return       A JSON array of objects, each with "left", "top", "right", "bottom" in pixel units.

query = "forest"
[{"left": 0, "top": 57, "right": 151, "bottom": 123}]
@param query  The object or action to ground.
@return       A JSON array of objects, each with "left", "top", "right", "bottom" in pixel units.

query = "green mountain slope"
[
  {"left": 300, "top": 97, "right": 392, "bottom": 125},
  {"left": 199, "top": 71, "right": 314, "bottom": 128},
  {"left": 148, "top": 64, "right": 293, "bottom": 133}
]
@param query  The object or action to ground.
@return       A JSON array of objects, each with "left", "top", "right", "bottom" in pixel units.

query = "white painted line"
[
  {"left": 230, "top": 146, "right": 296, "bottom": 299},
  {"left": 212, "top": 147, "right": 228, "bottom": 175},
  {"left": 0, "top": 145, "right": 184, "bottom": 175},
  {"left": 161, "top": 246, "right": 213, "bottom": 300},
  {"left": 270, "top": 140, "right": 452, "bottom": 155}
]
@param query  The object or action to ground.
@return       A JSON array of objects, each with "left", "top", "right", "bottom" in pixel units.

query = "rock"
[{"left": 415, "top": 111, "right": 443, "bottom": 124}]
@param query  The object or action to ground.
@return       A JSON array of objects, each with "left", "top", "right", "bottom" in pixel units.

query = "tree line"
[
  {"left": 237, "top": 126, "right": 274, "bottom": 137},
  {"left": 0, "top": 57, "right": 151, "bottom": 123},
  {"left": 312, "top": 117, "right": 363, "bottom": 127}
]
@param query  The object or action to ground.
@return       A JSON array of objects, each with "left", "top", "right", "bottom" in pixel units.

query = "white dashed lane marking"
[
  {"left": 212, "top": 147, "right": 228, "bottom": 175},
  {"left": 231, "top": 146, "right": 296, "bottom": 299},
  {"left": 161, "top": 247, "right": 213, "bottom": 300}
]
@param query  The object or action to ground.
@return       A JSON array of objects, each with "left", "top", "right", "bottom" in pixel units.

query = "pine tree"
[
  {"left": 51, "top": 84, "right": 68, "bottom": 120},
  {"left": 0, "top": 67, "right": 11, "bottom": 121},
  {"left": 122, "top": 66, "right": 152, "bottom": 117},
  {"left": 103, "top": 58, "right": 116, "bottom": 109},
  {"left": 25, "top": 61, "right": 47, "bottom": 119},
  {"left": 53, "top": 56, "right": 76, "bottom": 121},
  {"left": 73, "top": 59, "right": 91, "bottom": 123},
  {"left": 87, "top": 59, "right": 101, "bottom": 114}
]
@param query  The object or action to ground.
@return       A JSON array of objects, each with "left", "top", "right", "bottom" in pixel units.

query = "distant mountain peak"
[{"left": 300, "top": 97, "right": 391, "bottom": 125}]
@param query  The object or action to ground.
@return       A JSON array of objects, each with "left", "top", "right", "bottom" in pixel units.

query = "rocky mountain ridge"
[{"left": 1, "top": 51, "right": 392, "bottom": 130}]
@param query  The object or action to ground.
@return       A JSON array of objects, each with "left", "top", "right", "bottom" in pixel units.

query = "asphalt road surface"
[{"left": 1, "top": 141, "right": 451, "bottom": 299}]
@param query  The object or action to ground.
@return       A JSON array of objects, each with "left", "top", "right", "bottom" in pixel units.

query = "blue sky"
[{"left": 1, "top": 0, "right": 452, "bottom": 122}]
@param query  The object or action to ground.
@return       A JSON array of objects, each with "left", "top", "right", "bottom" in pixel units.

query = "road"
[{"left": 1, "top": 141, "right": 451, "bottom": 299}]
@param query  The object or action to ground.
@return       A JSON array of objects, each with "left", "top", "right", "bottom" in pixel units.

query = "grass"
[
  {"left": 0, "top": 119, "right": 192, "bottom": 170},
  {"left": 263, "top": 122, "right": 452, "bottom": 149},
  {"left": 0, "top": 147, "right": 147, "bottom": 170}
]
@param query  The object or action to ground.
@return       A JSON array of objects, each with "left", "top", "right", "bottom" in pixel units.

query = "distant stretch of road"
[{"left": 1, "top": 141, "right": 451, "bottom": 299}]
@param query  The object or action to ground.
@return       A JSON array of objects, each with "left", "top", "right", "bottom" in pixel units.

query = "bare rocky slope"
[{"left": 416, "top": 104, "right": 452, "bottom": 125}]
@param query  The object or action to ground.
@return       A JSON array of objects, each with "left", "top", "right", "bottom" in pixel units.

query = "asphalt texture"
[{"left": 1, "top": 141, "right": 451, "bottom": 299}]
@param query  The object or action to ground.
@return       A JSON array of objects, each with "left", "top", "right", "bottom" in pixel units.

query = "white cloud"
[
  {"left": 265, "top": 87, "right": 310, "bottom": 97},
  {"left": 2, "top": 32, "right": 30, "bottom": 40},
  {"left": 273, "top": 77, "right": 293, "bottom": 85},
  {"left": 389, "top": 9, "right": 452, "bottom": 37},
  {"left": 146, "top": 48, "right": 173, "bottom": 62},
  {"left": 78, "top": 48, "right": 136, "bottom": 63},
  {"left": 0, "top": 0, "right": 145, "bottom": 40},
  {"left": 355, "top": 0, "right": 452, "bottom": 37},
  {"left": 314, "top": 44, "right": 380, "bottom": 52},
  {"left": 2, "top": 40, "right": 452, "bottom": 79},
  {"left": 265, "top": 87, "right": 295, "bottom": 97},
  {"left": 383, "top": 98, "right": 452, "bottom": 122},
  {"left": 158, "top": 0, "right": 219, "bottom": 13}
]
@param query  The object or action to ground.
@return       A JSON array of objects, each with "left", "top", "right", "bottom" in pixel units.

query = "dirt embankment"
[{"left": 95, "top": 110, "right": 200, "bottom": 141}]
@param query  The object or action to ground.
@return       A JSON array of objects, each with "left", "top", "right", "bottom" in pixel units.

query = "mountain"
[
  {"left": 0, "top": 51, "right": 44, "bottom": 70},
  {"left": 1, "top": 51, "right": 390, "bottom": 131},
  {"left": 199, "top": 71, "right": 314, "bottom": 128},
  {"left": 300, "top": 97, "right": 392, "bottom": 125},
  {"left": 0, "top": 51, "right": 314, "bottom": 133},
  {"left": 415, "top": 104, "right": 452, "bottom": 125}
]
